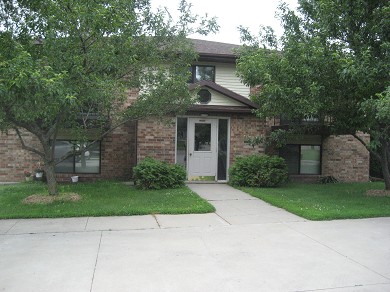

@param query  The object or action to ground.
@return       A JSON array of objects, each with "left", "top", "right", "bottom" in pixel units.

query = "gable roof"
[
  {"left": 188, "top": 81, "right": 258, "bottom": 113},
  {"left": 189, "top": 39, "right": 240, "bottom": 63}
]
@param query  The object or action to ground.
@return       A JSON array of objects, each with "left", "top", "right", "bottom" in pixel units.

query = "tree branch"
[
  {"left": 47, "top": 110, "right": 66, "bottom": 140},
  {"left": 385, "top": 140, "right": 390, "bottom": 172},
  {"left": 352, "top": 133, "right": 381, "bottom": 160},
  {"left": 47, "top": 111, "right": 67, "bottom": 160},
  {"left": 14, "top": 128, "right": 45, "bottom": 158}
]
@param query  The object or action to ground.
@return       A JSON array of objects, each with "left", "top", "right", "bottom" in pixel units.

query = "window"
[
  {"left": 280, "top": 144, "right": 321, "bottom": 175},
  {"left": 54, "top": 140, "right": 101, "bottom": 174},
  {"left": 189, "top": 65, "right": 215, "bottom": 83},
  {"left": 197, "top": 89, "right": 211, "bottom": 104},
  {"left": 194, "top": 123, "right": 211, "bottom": 151},
  {"left": 217, "top": 119, "right": 228, "bottom": 180},
  {"left": 176, "top": 118, "right": 188, "bottom": 169}
]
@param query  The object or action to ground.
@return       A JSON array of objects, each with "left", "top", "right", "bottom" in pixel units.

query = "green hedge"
[
  {"left": 133, "top": 157, "right": 186, "bottom": 190},
  {"left": 229, "top": 154, "right": 288, "bottom": 187}
]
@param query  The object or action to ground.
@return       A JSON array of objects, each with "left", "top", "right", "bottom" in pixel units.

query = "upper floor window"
[{"left": 189, "top": 65, "right": 215, "bottom": 83}]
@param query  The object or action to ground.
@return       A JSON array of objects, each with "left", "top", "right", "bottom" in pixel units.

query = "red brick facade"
[
  {"left": 137, "top": 118, "right": 176, "bottom": 164},
  {"left": 0, "top": 130, "right": 41, "bottom": 182},
  {"left": 0, "top": 116, "right": 370, "bottom": 183},
  {"left": 229, "top": 114, "right": 266, "bottom": 165}
]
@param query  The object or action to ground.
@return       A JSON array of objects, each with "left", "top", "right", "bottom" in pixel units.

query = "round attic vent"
[{"left": 198, "top": 89, "right": 211, "bottom": 104}]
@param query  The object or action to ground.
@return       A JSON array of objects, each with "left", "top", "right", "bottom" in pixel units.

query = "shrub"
[
  {"left": 370, "top": 154, "right": 383, "bottom": 179},
  {"left": 229, "top": 154, "right": 288, "bottom": 187},
  {"left": 318, "top": 175, "right": 339, "bottom": 184},
  {"left": 133, "top": 157, "right": 186, "bottom": 190}
]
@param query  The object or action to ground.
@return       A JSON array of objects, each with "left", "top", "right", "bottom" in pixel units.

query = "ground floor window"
[
  {"left": 54, "top": 140, "right": 101, "bottom": 174},
  {"left": 280, "top": 144, "right": 321, "bottom": 175}
]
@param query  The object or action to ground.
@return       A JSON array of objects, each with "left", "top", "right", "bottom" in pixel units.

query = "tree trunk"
[
  {"left": 45, "top": 163, "right": 59, "bottom": 195},
  {"left": 380, "top": 141, "right": 390, "bottom": 190}
]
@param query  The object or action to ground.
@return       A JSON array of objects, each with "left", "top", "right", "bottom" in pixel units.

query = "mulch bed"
[
  {"left": 22, "top": 193, "right": 81, "bottom": 205},
  {"left": 366, "top": 189, "right": 390, "bottom": 197}
]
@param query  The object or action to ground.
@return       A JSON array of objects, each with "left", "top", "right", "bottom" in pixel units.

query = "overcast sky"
[{"left": 152, "top": 0, "right": 298, "bottom": 45}]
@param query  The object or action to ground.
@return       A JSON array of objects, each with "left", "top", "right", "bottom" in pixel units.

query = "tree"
[
  {"left": 236, "top": 0, "right": 390, "bottom": 189},
  {"left": 0, "top": 0, "right": 218, "bottom": 195}
]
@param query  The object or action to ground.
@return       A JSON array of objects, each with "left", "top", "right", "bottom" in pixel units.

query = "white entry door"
[{"left": 187, "top": 118, "right": 217, "bottom": 181}]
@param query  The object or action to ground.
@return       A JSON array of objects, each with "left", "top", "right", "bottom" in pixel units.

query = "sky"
[{"left": 151, "top": 0, "right": 298, "bottom": 45}]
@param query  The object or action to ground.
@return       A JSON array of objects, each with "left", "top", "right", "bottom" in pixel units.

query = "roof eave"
[
  {"left": 188, "top": 105, "right": 254, "bottom": 114},
  {"left": 197, "top": 53, "right": 237, "bottom": 63}
]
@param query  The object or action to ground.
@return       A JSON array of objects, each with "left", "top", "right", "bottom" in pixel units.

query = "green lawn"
[
  {"left": 0, "top": 181, "right": 215, "bottom": 219},
  {"left": 240, "top": 182, "right": 390, "bottom": 220}
]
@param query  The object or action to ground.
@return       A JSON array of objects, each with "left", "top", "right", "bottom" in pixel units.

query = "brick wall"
[
  {"left": 322, "top": 134, "right": 370, "bottom": 182},
  {"left": 101, "top": 122, "right": 137, "bottom": 179},
  {"left": 229, "top": 114, "right": 267, "bottom": 165},
  {"left": 137, "top": 118, "right": 176, "bottom": 164},
  {"left": 0, "top": 130, "right": 41, "bottom": 182}
]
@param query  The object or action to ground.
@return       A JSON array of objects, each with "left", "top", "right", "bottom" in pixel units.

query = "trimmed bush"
[
  {"left": 370, "top": 154, "right": 384, "bottom": 179},
  {"left": 133, "top": 157, "right": 186, "bottom": 190},
  {"left": 229, "top": 154, "right": 288, "bottom": 187},
  {"left": 318, "top": 175, "right": 339, "bottom": 184}
]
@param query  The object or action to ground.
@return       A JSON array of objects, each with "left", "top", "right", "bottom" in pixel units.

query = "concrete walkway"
[{"left": 1, "top": 184, "right": 390, "bottom": 291}]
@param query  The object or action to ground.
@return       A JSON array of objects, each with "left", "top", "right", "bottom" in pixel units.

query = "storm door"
[{"left": 187, "top": 118, "right": 217, "bottom": 181}]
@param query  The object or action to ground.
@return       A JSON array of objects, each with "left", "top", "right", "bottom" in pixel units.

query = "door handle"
[{"left": 189, "top": 153, "right": 192, "bottom": 156}]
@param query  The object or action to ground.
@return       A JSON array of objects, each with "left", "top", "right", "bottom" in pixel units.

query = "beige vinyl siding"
[
  {"left": 194, "top": 62, "right": 250, "bottom": 98},
  {"left": 193, "top": 89, "right": 243, "bottom": 107},
  {"left": 215, "top": 63, "right": 250, "bottom": 97},
  {"left": 208, "top": 90, "right": 243, "bottom": 106}
]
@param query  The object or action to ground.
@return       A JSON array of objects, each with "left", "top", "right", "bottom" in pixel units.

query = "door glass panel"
[
  {"left": 176, "top": 117, "right": 187, "bottom": 169},
  {"left": 218, "top": 119, "right": 228, "bottom": 180},
  {"left": 194, "top": 123, "right": 211, "bottom": 151},
  {"left": 300, "top": 145, "right": 321, "bottom": 174}
]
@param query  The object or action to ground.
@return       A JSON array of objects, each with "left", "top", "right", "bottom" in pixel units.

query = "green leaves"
[
  {"left": 0, "top": 45, "right": 70, "bottom": 128},
  {"left": 0, "top": 0, "right": 217, "bottom": 133},
  {"left": 0, "top": 0, "right": 218, "bottom": 194},
  {"left": 237, "top": 0, "right": 390, "bottom": 187},
  {"left": 229, "top": 155, "right": 288, "bottom": 187},
  {"left": 133, "top": 157, "right": 186, "bottom": 190}
]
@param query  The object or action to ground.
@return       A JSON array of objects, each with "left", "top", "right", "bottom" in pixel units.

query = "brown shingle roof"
[{"left": 189, "top": 38, "right": 240, "bottom": 59}]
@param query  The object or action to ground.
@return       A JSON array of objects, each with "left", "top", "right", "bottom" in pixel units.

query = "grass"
[
  {"left": 240, "top": 182, "right": 390, "bottom": 220},
  {"left": 0, "top": 181, "right": 215, "bottom": 219}
]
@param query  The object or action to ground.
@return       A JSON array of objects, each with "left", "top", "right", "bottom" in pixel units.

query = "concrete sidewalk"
[{"left": 1, "top": 184, "right": 390, "bottom": 291}]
